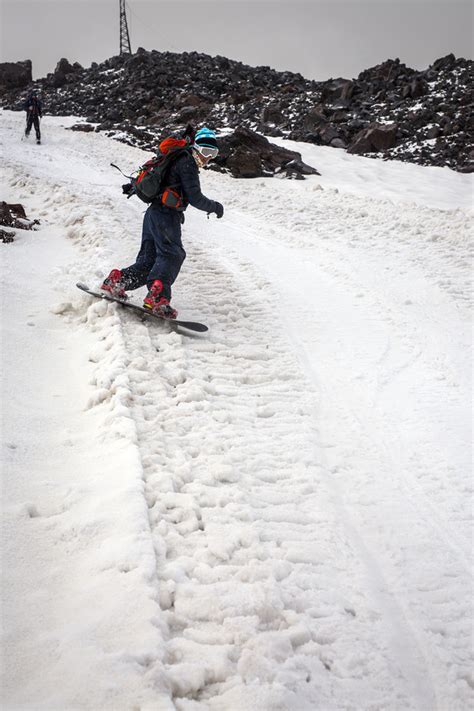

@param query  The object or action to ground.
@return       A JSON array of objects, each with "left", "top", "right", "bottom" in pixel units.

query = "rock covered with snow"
[
  {"left": 1, "top": 50, "right": 472, "bottom": 172},
  {"left": 0, "top": 201, "right": 39, "bottom": 230},
  {"left": 0, "top": 201, "right": 40, "bottom": 242}
]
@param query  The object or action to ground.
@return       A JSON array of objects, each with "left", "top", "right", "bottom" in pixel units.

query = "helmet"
[{"left": 193, "top": 127, "right": 219, "bottom": 161}]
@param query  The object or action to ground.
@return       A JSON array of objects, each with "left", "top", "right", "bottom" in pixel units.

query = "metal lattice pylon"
[{"left": 119, "top": 0, "right": 132, "bottom": 55}]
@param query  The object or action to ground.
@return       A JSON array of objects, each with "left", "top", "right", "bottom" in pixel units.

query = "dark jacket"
[
  {"left": 154, "top": 150, "right": 218, "bottom": 214},
  {"left": 24, "top": 95, "right": 42, "bottom": 117}
]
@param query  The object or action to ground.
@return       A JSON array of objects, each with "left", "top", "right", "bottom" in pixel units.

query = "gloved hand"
[
  {"left": 122, "top": 182, "right": 133, "bottom": 195},
  {"left": 214, "top": 202, "right": 224, "bottom": 219}
]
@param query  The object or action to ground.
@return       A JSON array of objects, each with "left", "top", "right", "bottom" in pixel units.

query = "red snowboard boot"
[
  {"left": 143, "top": 279, "right": 177, "bottom": 319},
  {"left": 101, "top": 269, "right": 127, "bottom": 299}
]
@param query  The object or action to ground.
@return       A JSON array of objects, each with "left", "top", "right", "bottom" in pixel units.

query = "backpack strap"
[{"left": 159, "top": 147, "right": 192, "bottom": 192}]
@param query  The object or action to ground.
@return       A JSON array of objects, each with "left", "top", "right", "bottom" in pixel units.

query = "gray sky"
[{"left": 1, "top": 0, "right": 472, "bottom": 82}]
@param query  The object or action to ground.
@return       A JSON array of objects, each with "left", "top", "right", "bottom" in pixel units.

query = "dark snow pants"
[
  {"left": 25, "top": 113, "right": 41, "bottom": 140},
  {"left": 120, "top": 205, "right": 186, "bottom": 301}
]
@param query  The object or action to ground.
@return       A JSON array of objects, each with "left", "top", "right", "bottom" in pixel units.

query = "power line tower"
[{"left": 119, "top": 0, "right": 132, "bottom": 55}]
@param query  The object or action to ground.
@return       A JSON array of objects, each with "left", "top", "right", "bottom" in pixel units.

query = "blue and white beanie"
[{"left": 194, "top": 127, "right": 218, "bottom": 151}]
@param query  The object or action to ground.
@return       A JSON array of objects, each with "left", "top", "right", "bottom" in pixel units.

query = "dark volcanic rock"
[
  {"left": 432, "top": 53, "right": 457, "bottom": 71},
  {"left": 261, "top": 103, "right": 286, "bottom": 126},
  {"left": 0, "top": 202, "right": 26, "bottom": 226},
  {"left": 0, "top": 202, "right": 39, "bottom": 230},
  {"left": 302, "top": 105, "right": 328, "bottom": 131},
  {"left": 321, "top": 78, "right": 355, "bottom": 104},
  {"left": 211, "top": 127, "right": 319, "bottom": 179},
  {"left": 1, "top": 49, "right": 472, "bottom": 173},
  {"left": 48, "top": 57, "right": 83, "bottom": 88},
  {"left": 0, "top": 60, "right": 32, "bottom": 89},
  {"left": 1, "top": 228, "right": 15, "bottom": 243},
  {"left": 68, "top": 123, "right": 95, "bottom": 132},
  {"left": 55, "top": 58, "right": 78, "bottom": 75},
  {"left": 402, "top": 77, "right": 428, "bottom": 99},
  {"left": 348, "top": 123, "right": 399, "bottom": 154}
]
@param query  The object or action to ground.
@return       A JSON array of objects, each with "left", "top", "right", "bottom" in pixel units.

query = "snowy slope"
[{"left": 1, "top": 110, "right": 472, "bottom": 711}]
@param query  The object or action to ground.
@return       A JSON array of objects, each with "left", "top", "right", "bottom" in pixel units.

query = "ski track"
[{"left": 2, "top": 112, "right": 473, "bottom": 710}]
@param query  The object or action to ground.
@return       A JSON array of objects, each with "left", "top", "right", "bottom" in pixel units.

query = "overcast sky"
[{"left": 1, "top": 0, "right": 472, "bottom": 82}]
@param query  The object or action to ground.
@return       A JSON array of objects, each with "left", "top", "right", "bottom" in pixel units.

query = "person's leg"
[
  {"left": 145, "top": 209, "right": 186, "bottom": 301},
  {"left": 33, "top": 115, "right": 41, "bottom": 141},
  {"left": 25, "top": 114, "right": 33, "bottom": 136},
  {"left": 142, "top": 209, "right": 186, "bottom": 317},
  {"left": 120, "top": 230, "right": 157, "bottom": 290},
  {"left": 101, "top": 208, "right": 156, "bottom": 295}
]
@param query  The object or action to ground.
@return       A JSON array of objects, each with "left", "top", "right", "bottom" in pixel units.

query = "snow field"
[
  {"left": 1, "top": 111, "right": 473, "bottom": 710},
  {"left": 210, "top": 170, "right": 473, "bottom": 708}
]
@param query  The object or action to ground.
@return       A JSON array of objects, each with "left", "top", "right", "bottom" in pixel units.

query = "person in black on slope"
[
  {"left": 24, "top": 89, "right": 43, "bottom": 144},
  {"left": 101, "top": 126, "right": 224, "bottom": 319}
]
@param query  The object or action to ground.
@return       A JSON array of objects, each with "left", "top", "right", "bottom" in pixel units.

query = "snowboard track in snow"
[{"left": 2, "top": 111, "right": 472, "bottom": 711}]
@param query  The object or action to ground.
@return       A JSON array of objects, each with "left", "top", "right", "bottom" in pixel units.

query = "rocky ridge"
[{"left": 1, "top": 49, "right": 472, "bottom": 174}]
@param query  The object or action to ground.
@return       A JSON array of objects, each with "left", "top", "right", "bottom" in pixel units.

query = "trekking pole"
[{"left": 110, "top": 163, "right": 134, "bottom": 179}]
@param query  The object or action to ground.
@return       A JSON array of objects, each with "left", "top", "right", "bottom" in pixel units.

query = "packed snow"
[{"left": 1, "top": 110, "right": 472, "bottom": 711}]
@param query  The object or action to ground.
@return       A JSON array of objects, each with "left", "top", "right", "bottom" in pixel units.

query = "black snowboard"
[{"left": 76, "top": 283, "right": 208, "bottom": 333}]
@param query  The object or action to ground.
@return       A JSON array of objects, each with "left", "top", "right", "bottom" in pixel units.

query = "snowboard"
[{"left": 76, "top": 283, "right": 208, "bottom": 333}]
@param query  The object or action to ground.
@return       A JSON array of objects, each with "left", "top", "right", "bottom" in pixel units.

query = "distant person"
[
  {"left": 100, "top": 126, "right": 224, "bottom": 319},
  {"left": 24, "top": 89, "right": 42, "bottom": 144}
]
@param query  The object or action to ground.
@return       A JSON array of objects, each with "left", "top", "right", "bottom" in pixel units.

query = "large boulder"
[
  {"left": 50, "top": 57, "right": 82, "bottom": 87},
  {"left": 261, "top": 103, "right": 286, "bottom": 126},
  {"left": 0, "top": 202, "right": 26, "bottom": 226},
  {"left": 0, "top": 202, "right": 39, "bottom": 230},
  {"left": 303, "top": 105, "right": 328, "bottom": 130},
  {"left": 318, "top": 125, "right": 345, "bottom": 146},
  {"left": 357, "top": 58, "right": 414, "bottom": 84},
  {"left": 402, "top": 77, "right": 429, "bottom": 99},
  {"left": 212, "top": 127, "right": 320, "bottom": 179},
  {"left": 348, "top": 123, "right": 398, "bottom": 154},
  {"left": 224, "top": 146, "right": 262, "bottom": 178},
  {"left": 55, "top": 58, "right": 76, "bottom": 75},
  {"left": 0, "top": 60, "right": 32, "bottom": 89},
  {"left": 432, "top": 53, "right": 456, "bottom": 71},
  {"left": 321, "top": 78, "right": 355, "bottom": 104}
]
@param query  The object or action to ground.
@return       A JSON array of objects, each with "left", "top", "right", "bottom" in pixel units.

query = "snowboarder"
[
  {"left": 24, "top": 89, "right": 42, "bottom": 144},
  {"left": 101, "top": 127, "right": 224, "bottom": 318}
]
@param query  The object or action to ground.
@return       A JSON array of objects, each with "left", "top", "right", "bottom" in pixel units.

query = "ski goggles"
[{"left": 194, "top": 144, "right": 219, "bottom": 159}]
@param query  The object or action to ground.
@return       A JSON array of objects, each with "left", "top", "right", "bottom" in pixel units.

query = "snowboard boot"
[
  {"left": 143, "top": 279, "right": 177, "bottom": 319},
  {"left": 100, "top": 269, "right": 127, "bottom": 299},
  {"left": 36, "top": 139, "right": 41, "bottom": 145}
]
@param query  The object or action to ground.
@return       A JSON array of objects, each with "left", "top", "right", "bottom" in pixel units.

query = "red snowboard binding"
[
  {"left": 143, "top": 279, "right": 177, "bottom": 319},
  {"left": 101, "top": 269, "right": 127, "bottom": 299}
]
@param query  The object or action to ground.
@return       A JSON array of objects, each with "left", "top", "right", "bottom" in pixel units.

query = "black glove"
[
  {"left": 214, "top": 202, "right": 224, "bottom": 219},
  {"left": 122, "top": 182, "right": 133, "bottom": 195}
]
